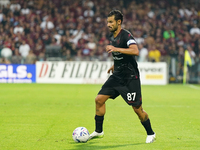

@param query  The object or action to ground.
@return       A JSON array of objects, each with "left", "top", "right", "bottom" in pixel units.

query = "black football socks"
[
  {"left": 95, "top": 115, "right": 154, "bottom": 135},
  {"left": 141, "top": 118, "right": 154, "bottom": 135},
  {"left": 95, "top": 115, "right": 104, "bottom": 133}
]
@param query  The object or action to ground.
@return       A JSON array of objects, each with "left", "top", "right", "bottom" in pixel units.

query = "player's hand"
[
  {"left": 107, "top": 65, "right": 114, "bottom": 74},
  {"left": 106, "top": 45, "right": 117, "bottom": 53}
]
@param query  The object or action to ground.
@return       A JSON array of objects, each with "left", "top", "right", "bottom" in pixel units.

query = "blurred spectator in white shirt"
[
  {"left": 21, "top": 3, "right": 30, "bottom": 15},
  {"left": 190, "top": 24, "right": 200, "bottom": 35},
  {"left": 138, "top": 44, "right": 148, "bottom": 62},
  {"left": 187, "top": 45, "right": 196, "bottom": 65},
  {"left": 19, "top": 40, "right": 30, "bottom": 58},
  {"left": 13, "top": 24, "right": 24, "bottom": 34},
  {"left": 0, "top": 0, "right": 10, "bottom": 6},
  {"left": 70, "top": 25, "right": 84, "bottom": 45},
  {"left": 83, "top": 6, "right": 94, "bottom": 17},
  {"left": 179, "top": 5, "right": 191, "bottom": 17},
  {"left": 87, "top": 37, "right": 97, "bottom": 51},
  {"left": 135, "top": 36, "right": 144, "bottom": 45},
  {"left": 10, "top": 3, "right": 21, "bottom": 12},
  {"left": 83, "top": 0, "right": 94, "bottom": 8},
  {"left": 40, "top": 16, "right": 54, "bottom": 30},
  {"left": 54, "top": 31, "right": 62, "bottom": 44},
  {"left": 0, "top": 9, "right": 3, "bottom": 22}
]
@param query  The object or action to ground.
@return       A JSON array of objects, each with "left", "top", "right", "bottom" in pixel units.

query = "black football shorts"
[{"left": 98, "top": 75, "right": 142, "bottom": 106}]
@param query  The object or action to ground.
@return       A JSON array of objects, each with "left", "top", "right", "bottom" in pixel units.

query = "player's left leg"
[{"left": 132, "top": 105, "right": 156, "bottom": 143}]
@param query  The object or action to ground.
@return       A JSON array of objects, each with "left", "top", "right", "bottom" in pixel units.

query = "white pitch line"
[{"left": 188, "top": 84, "right": 200, "bottom": 90}]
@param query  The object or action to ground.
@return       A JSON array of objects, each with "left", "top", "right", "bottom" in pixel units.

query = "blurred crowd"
[{"left": 0, "top": 0, "right": 200, "bottom": 81}]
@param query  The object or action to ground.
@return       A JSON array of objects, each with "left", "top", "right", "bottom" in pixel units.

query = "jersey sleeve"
[{"left": 124, "top": 31, "right": 137, "bottom": 47}]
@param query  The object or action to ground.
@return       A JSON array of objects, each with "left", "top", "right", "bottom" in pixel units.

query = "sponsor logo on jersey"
[
  {"left": 113, "top": 56, "right": 123, "bottom": 60},
  {"left": 112, "top": 51, "right": 121, "bottom": 55}
]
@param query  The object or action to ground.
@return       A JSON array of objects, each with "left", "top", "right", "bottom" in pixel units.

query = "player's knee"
[
  {"left": 132, "top": 105, "right": 144, "bottom": 115},
  {"left": 132, "top": 105, "right": 140, "bottom": 114},
  {"left": 95, "top": 96, "right": 104, "bottom": 106}
]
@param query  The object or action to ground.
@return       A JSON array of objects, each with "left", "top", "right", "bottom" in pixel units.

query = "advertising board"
[
  {"left": 0, "top": 64, "right": 36, "bottom": 83},
  {"left": 36, "top": 61, "right": 167, "bottom": 85}
]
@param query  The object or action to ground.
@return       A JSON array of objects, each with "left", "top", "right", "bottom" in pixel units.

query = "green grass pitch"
[{"left": 0, "top": 84, "right": 200, "bottom": 150}]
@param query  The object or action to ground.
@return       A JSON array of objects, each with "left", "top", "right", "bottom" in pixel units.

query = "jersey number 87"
[{"left": 127, "top": 92, "right": 136, "bottom": 101}]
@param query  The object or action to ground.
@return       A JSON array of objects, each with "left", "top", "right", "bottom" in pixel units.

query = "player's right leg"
[
  {"left": 89, "top": 94, "right": 110, "bottom": 140},
  {"left": 95, "top": 94, "right": 110, "bottom": 116}
]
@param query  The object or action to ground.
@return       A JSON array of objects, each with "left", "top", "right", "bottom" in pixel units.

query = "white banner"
[
  {"left": 138, "top": 62, "right": 167, "bottom": 85},
  {"left": 36, "top": 61, "right": 167, "bottom": 85},
  {"left": 36, "top": 61, "right": 113, "bottom": 84}
]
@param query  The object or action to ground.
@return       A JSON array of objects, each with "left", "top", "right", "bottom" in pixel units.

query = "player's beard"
[{"left": 109, "top": 24, "right": 118, "bottom": 33}]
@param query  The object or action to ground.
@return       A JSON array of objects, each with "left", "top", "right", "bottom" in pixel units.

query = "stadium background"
[{"left": 0, "top": 0, "right": 199, "bottom": 84}]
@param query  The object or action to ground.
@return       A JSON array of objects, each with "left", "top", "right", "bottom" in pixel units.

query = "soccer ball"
[{"left": 72, "top": 127, "right": 90, "bottom": 143}]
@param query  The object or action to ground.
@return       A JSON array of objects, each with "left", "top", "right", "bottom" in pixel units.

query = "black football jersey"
[{"left": 109, "top": 29, "right": 140, "bottom": 81}]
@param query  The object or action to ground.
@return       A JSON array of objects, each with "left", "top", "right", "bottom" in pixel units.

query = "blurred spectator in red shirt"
[{"left": 33, "top": 39, "right": 44, "bottom": 56}]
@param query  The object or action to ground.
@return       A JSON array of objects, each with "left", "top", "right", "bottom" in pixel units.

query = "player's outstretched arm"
[
  {"left": 107, "top": 65, "right": 114, "bottom": 74},
  {"left": 106, "top": 44, "right": 139, "bottom": 56}
]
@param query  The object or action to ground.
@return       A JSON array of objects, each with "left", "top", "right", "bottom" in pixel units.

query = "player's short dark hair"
[{"left": 107, "top": 10, "right": 123, "bottom": 24}]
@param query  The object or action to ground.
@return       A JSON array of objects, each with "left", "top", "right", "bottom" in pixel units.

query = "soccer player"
[{"left": 89, "top": 10, "right": 156, "bottom": 143}]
